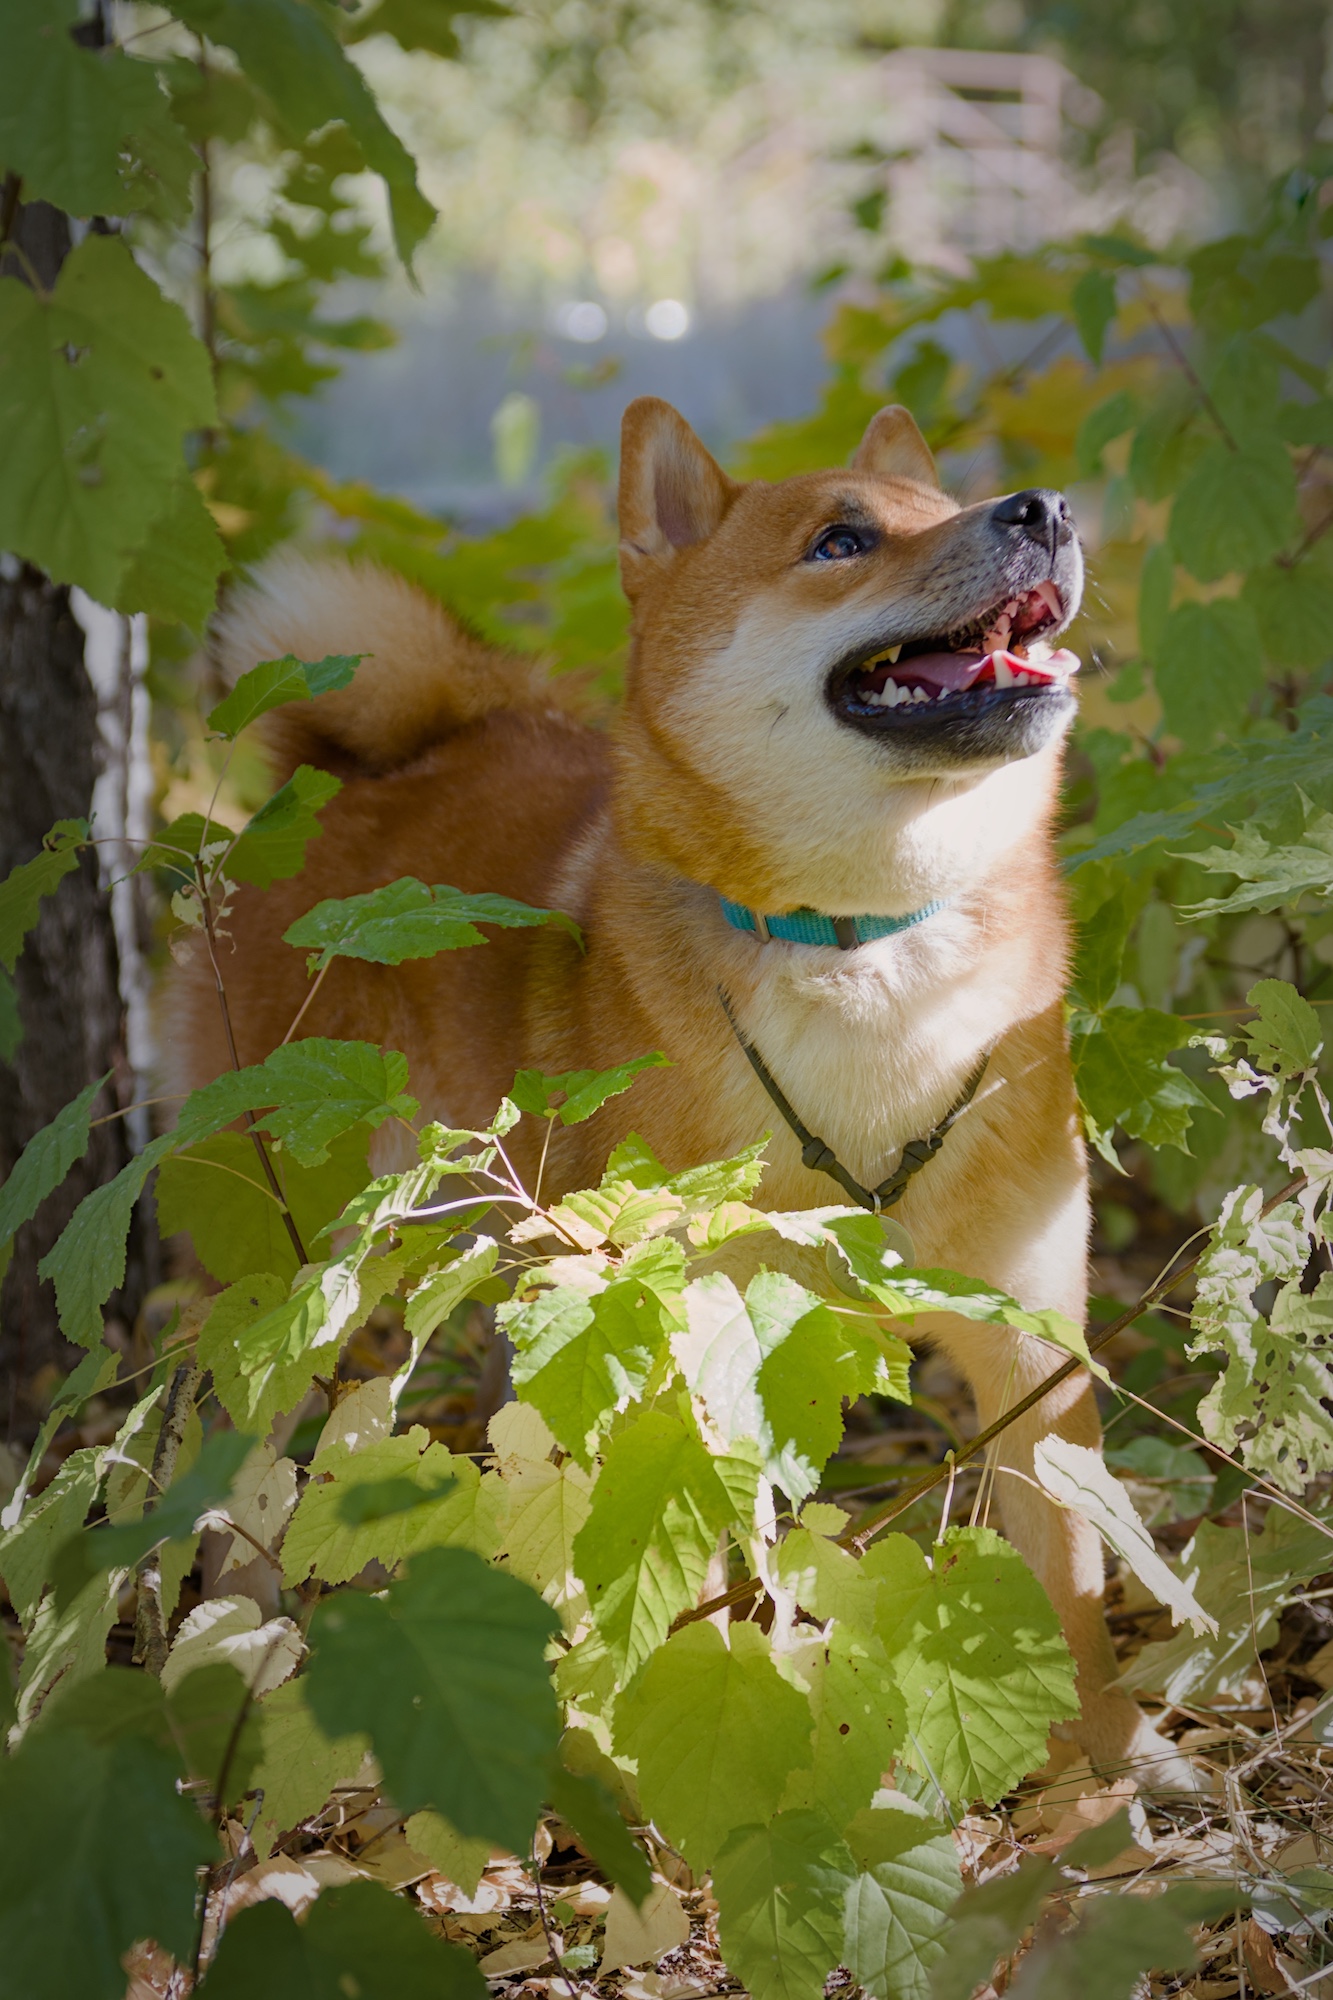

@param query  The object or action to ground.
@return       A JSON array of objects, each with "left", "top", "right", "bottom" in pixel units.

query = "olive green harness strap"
[{"left": 718, "top": 986, "right": 988, "bottom": 1214}]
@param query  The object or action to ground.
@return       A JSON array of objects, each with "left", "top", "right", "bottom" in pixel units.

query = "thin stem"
[
  {"left": 133, "top": 1359, "right": 202, "bottom": 1674},
  {"left": 1277, "top": 503, "right": 1333, "bottom": 570},
  {"left": 0, "top": 172, "right": 22, "bottom": 252},
  {"left": 89, "top": 1093, "right": 188, "bottom": 1129},
  {"left": 1144, "top": 295, "right": 1239, "bottom": 453},
  {"left": 533, "top": 1114, "right": 557, "bottom": 1209},
  {"left": 280, "top": 958, "right": 332, "bottom": 1045},
  {"left": 198, "top": 864, "right": 308, "bottom": 1267},
  {"left": 530, "top": 1837, "right": 577, "bottom": 2000}
]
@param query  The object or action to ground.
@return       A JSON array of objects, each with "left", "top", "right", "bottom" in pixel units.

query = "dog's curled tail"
[{"left": 213, "top": 554, "right": 550, "bottom": 777}]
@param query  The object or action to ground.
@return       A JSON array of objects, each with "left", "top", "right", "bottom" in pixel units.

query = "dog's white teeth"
[
  {"left": 1025, "top": 638, "right": 1053, "bottom": 663},
  {"left": 912, "top": 687, "right": 930, "bottom": 704},
  {"left": 991, "top": 655, "right": 1015, "bottom": 688}
]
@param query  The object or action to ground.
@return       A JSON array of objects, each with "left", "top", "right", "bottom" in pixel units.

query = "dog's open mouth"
[{"left": 834, "top": 582, "right": 1080, "bottom": 721}]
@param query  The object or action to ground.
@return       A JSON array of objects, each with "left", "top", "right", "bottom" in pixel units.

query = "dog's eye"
[{"left": 808, "top": 525, "right": 871, "bottom": 562}]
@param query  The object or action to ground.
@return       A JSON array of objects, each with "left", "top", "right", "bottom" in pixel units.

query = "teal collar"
[{"left": 718, "top": 896, "right": 948, "bottom": 951}]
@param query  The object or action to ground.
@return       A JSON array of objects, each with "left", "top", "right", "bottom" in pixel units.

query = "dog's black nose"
[{"left": 992, "top": 488, "right": 1070, "bottom": 551}]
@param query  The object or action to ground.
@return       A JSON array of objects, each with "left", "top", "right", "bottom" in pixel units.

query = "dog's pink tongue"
[{"left": 895, "top": 650, "right": 989, "bottom": 692}]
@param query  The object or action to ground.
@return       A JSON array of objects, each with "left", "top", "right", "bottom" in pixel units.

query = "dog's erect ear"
[
  {"left": 852, "top": 405, "right": 940, "bottom": 488},
  {"left": 618, "top": 397, "right": 739, "bottom": 593}
]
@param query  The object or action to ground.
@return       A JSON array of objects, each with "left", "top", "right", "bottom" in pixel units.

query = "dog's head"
[{"left": 613, "top": 397, "right": 1084, "bottom": 914}]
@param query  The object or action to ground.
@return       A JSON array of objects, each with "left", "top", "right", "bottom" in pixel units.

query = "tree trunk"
[{"left": 0, "top": 193, "right": 157, "bottom": 1442}]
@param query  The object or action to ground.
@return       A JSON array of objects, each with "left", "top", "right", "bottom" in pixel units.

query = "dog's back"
[{"left": 166, "top": 556, "right": 608, "bottom": 1128}]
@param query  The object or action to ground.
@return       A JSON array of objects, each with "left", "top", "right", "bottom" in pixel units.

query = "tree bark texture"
[{"left": 0, "top": 194, "right": 156, "bottom": 1440}]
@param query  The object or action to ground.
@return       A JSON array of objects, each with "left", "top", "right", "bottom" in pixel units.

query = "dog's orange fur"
[{"left": 169, "top": 399, "right": 1170, "bottom": 1777}]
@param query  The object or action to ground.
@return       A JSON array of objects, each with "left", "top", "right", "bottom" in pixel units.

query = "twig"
[
  {"left": 133, "top": 1358, "right": 203, "bottom": 1674},
  {"left": 1144, "top": 296, "right": 1239, "bottom": 453},
  {"left": 671, "top": 1171, "right": 1311, "bottom": 1631},
  {"left": 531, "top": 1834, "right": 578, "bottom": 2000},
  {"left": 198, "top": 866, "right": 308, "bottom": 1267},
  {"left": 280, "top": 957, "right": 332, "bottom": 1045}
]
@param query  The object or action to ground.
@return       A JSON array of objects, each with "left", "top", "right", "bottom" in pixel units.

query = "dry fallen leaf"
[
  {"left": 601, "top": 1880, "right": 691, "bottom": 1973},
  {"left": 478, "top": 1932, "right": 552, "bottom": 1977}
]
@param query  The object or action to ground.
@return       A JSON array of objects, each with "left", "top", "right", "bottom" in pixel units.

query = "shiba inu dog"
[{"left": 172, "top": 397, "right": 1169, "bottom": 1778}]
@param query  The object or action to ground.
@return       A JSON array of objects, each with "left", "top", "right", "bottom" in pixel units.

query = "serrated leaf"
[
  {"left": 0, "top": 235, "right": 216, "bottom": 606},
  {"left": 284, "top": 876, "right": 579, "bottom": 970},
  {"left": 170, "top": 0, "right": 436, "bottom": 267},
  {"left": 283, "top": 1430, "right": 505, "bottom": 1584},
  {"left": 0, "top": 1, "right": 196, "bottom": 222},
  {"left": 0, "top": 1684, "right": 216, "bottom": 1999},
  {"left": 251, "top": 1674, "right": 371, "bottom": 1859},
  {"left": 164, "top": 1659, "right": 266, "bottom": 1805},
  {"left": 781, "top": 1630, "right": 906, "bottom": 1828},
  {"left": 866, "top": 1526, "right": 1078, "bottom": 1806},
  {"left": 116, "top": 471, "right": 226, "bottom": 629},
  {"left": 573, "top": 1408, "right": 757, "bottom": 1675},
  {"left": 498, "top": 1446, "right": 593, "bottom": 1609},
  {"left": 179, "top": 1037, "right": 417, "bottom": 1167},
  {"left": 0, "top": 1444, "right": 103, "bottom": 1629},
  {"left": 929, "top": 1852, "right": 1061, "bottom": 2000},
  {"left": 1243, "top": 561, "right": 1333, "bottom": 669},
  {"left": 1032, "top": 1436, "right": 1216, "bottom": 1632},
  {"left": 208, "top": 652, "right": 362, "bottom": 739},
  {"left": 1154, "top": 597, "right": 1264, "bottom": 745},
  {"left": 404, "top": 1237, "right": 499, "bottom": 1338},
  {"left": 0, "top": 1071, "right": 105, "bottom": 1257},
  {"left": 712, "top": 1808, "right": 854, "bottom": 2000},
  {"left": 1169, "top": 438, "right": 1298, "bottom": 582},
  {"left": 37, "top": 1132, "right": 172, "bottom": 1345},
  {"left": 1196, "top": 1274, "right": 1333, "bottom": 1492},
  {"left": 0, "top": 820, "right": 87, "bottom": 973},
  {"left": 510, "top": 1053, "right": 669, "bottom": 1124},
  {"left": 227, "top": 764, "right": 343, "bottom": 888},
  {"left": 0, "top": 1345, "right": 119, "bottom": 1534},
  {"left": 347, "top": 0, "right": 510, "bottom": 60},
  {"left": 306, "top": 1545, "right": 560, "bottom": 1852},
  {"left": 1180, "top": 805, "right": 1333, "bottom": 919},
  {"left": 773, "top": 1523, "right": 879, "bottom": 1628},
  {"left": 507, "top": 1280, "right": 670, "bottom": 1464},
  {"left": 156, "top": 1127, "right": 371, "bottom": 1284},
  {"left": 16, "top": 1569, "right": 121, "bottom": 1731},
  {"left": 843, "top": 1800, "right": 961, "bottom": 2000},
  {"left": 403, "top": 1811, "right": 492, "bottom": 1898},
  {"left": 613, "top": 1622, "right": 814, "bottom": 1869},
  {"left": 202, "top": 1880, "right": 486, "bottom": 2000},
  {"left": 1243, "top": 977, "right": 1324, "bottom": 1076},
  {"left": 1070, "top": 1005, "right": 1210, "bottom": 1163}
]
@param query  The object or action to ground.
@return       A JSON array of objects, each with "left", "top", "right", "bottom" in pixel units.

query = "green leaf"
[
  {"left": 1007, "top": 1884, "right": 1230, "bottom": 2000},
  {"left": 0, "top": 0, "right": 196, "bottom": 221},
  {"left": 52, "top": 1429, "right": 255, "bottom": 1606},
  {"left": 865, "top": 1526, "right": 1079, "bottom": 1806},
  {"left": 227, "top": 765, "right": 343, "bottom": 888},
  {"left": 773, "top": 1521, "right": 880, "bottom": 1629},
  {"left": 1198, "top": 1271, "right": 1333, "bottom": 1493},
  {"left": 404, "top": 1237, "right": 500, "bottom": 1339},
  {"left": 0, "top": 1674, "right": 217, "bottom": 2000},
  {"left": 1154, "top": 597, "right": 1263, "bottom": 745},
  {"left": 780, "top": 1629, "right": 906, "bottom": 1828},
  {"left": 1137, "top": 540, "right": 1174, "bottom": 658},
  {"left": 0, "top": 235, "right": 216, "bottom": 607},
  {"left": 284, "top": 876, "right": 579, "bottom": 971},
  {"left": 250, "top": 1674, "right": 371, "bottom": 1858},
  {"left": 179, "top": 1037, "right": 417, "bottom": 1167},
  {"left": 0, "top": 1444, "right": 103, "bottom": 1628},
  {"left": 208, "top": 652, "right": 363, "bottom": 739},
  {"left": 196, "top": 1270, "right": 305, "bottom": 1432},
  {"left": 712, "top": 1808, "right": 854, "bottom": 2000},
  {"left": 929, "top": 1853, "right": 1061, "bottom": 2000},
  {"left": 842, "top": 1800, "right": 961, "bottom": 2000},
  {"left": 0, "top": 1345, "right": 120, "bottom": 1534},
  {"left": 547, "top": 1764, "right": 652, "bottom": 1904},
  {"left": 0, "top": 1071, "right": 106, "bottom": 1258},
  {"left": 155, "top": 1127, "right": 371, "bottom": 1284},
  {"left": 116, "top": 472, "right": 226, "bottom": 629},
  {"left": 1242, "top": 561, "right": 1333, "bottom": 669},
  {"left": 402, "top": 1811, "right": 491, "bottom": 1898},
  {"left": 346, "top": 0, "right": 510, "bottom": 60},
  {"left": 1180, "top": 804, "right": 1333, "bottom": 918},
  {"left": 170, "top": 0, "right": 436, "bottom": 268},
  {"left": 1070, "top": 1005, "right": 1211, "bottom": 1163},
  {"left": 507, "top": 1279, "right": 671, "bottom": 1465},
  {"left": 1243, "top": 977, "right": 1324, "bottom": 1076},
  {"left": 495, "top": 1432, "right": 593, "bottom": 1607},
  {"left": 572, "top": 1407, "right": 758, "bottom": 1675},
  {"left": 1075, "top": 389, "right": 1135, "bottom": 478},
  {"left": 201, "top": 1880, "right": 487, "bottom": 2000},
  {"left": 16, "top": 1569, "right": 121, "bottom": 1729},
  {"left": 1169, "top": 438, "right": 1299, "bottom": 582},
  {"left": 306, "top": 1545, "right": 560, "bottom": 1853},
  {"left": 0, "top": 820, "right": 87, "bottom": 972},
  {"left": 282, "top": 1430, "right": 505, "bottom": 1584},
  {"left": 510, "top": 1053, "right": 669, "bottom": 1124},
  {"left": 1071, "top": 269, "right": 1116, "bottom": 365},
  {"left": 37, "top": 1133, "right": 172, "bottom": 1345},
  {"left": 0, "top": 966, "right": 18, "bottom": 1060},
  {"left": 166, "top": 1661, "right": 264, "bottom": 1809},
  {"left": 614, "top": 1622, "right": 814, "bottom": 1870},
  {"left": 1120, "top": 1507, "right": 1333, "bottom": 1703}
]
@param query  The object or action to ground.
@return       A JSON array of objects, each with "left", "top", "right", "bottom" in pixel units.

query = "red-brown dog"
[{"left": 172, "top": 397, "right": 1171, "bottom": 1778}]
